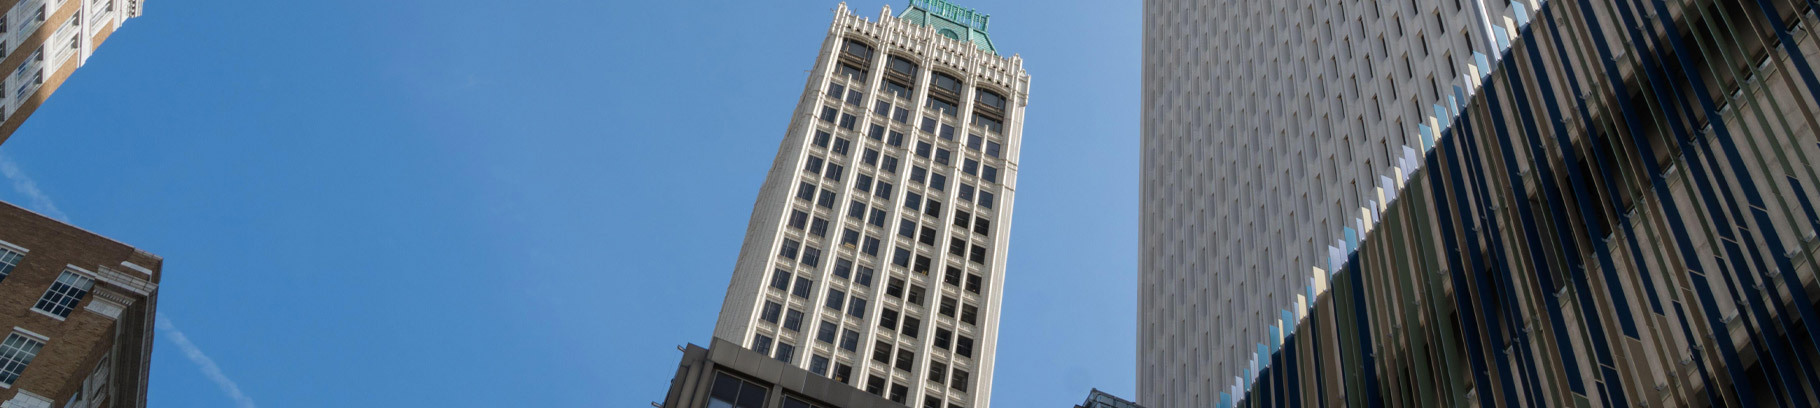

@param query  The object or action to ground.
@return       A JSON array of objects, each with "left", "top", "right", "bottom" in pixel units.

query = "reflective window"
[{"left": 708, "top": 371, "right": 768, "bottom": 408}]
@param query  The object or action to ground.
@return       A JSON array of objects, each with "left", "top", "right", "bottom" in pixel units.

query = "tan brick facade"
[{"left": 0, "top": 201, "right": 158, "bottom": 408}]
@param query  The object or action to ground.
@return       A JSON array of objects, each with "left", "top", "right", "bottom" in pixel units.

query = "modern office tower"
[
  {"left": 1143, "top": 0, "right": 1820, "bottom": 406},
  {"left": 704, "top": 1, "right": 1028, "bottom": 407},
  {"left": 0, "top": 200, "right": 161, "bottom": 408},
  {"left": 0, "top": 0, "right": 146, "bottom": 146}
]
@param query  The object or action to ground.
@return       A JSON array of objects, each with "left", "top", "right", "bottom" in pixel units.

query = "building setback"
[
  {"left": 0, "top": 201, "right": 160, "bottom": 408},
  {"left": 0, "top": 0, "right": 146, "bottom": 146},
  {"left": 697, "top": 1, "right": 1030, "bottom": 407},
  {"left": 1143, "top": 0, "right": 1820, "bottom": 406}
]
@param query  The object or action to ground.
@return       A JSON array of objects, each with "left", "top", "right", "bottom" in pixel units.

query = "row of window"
[{"left": 0, "top": 248, "right": 98, "bottom": 388}]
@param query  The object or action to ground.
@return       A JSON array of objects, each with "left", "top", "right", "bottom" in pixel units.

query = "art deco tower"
[{"left": 708, "top": 2, "right": 1030, "bottom": 407}]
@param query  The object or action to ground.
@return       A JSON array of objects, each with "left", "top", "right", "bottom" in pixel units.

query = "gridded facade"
[
  {"left": 0, "top": 0, "right": 146, "bottom": 146},
  {"left": 1144, "top": 0, "right": 1820, "bottom": 406},
  {"left": 709, "top": 3, "right": 1030, "bottom": 408}
]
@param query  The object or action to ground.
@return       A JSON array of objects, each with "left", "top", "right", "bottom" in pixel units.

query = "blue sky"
[{"left": 0, "top": 0, "right": 1138, "bottom": 406}]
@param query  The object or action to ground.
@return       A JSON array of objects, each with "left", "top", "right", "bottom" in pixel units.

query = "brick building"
[
  {"left": 0, "top": 201, "right": 158, "bottom": 408},
  {"left": 0, "top": 0, "right": 148, "bottom": 146}
]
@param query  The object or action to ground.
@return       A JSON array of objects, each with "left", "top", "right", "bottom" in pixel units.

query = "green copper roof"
[{"left": 898, "top": 0, "right": 996, "bottom": 53}]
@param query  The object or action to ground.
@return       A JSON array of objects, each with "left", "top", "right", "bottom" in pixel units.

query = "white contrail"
[
  {"left": 0, "top": 153, "right": 69, "bottom": 222},
  {"left": 156, "top": 313, "right": 257, "bottom": 408}
]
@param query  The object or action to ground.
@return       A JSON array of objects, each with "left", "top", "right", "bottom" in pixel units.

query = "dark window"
[
  {"left": 793, "top": 277, "right": 812, "bottom": 298},
  {"left": 874, "top": 100, "right": 890, "bottom": 116},
  {"left": 949, "top": 237, "right": 967, "bottom": 256},
  {"left": 867, "top": 375, "right": 886, "bottom": 395},
  {"left": 881, "top": 155, "right": 900, "bottom": 172},
  {"left": 843, "top": 39, "right": 873, "bottom": 60},
  {"left": 931, "top": 71, "right": 962, "bottom": 95},
  {"left": 857, "top": 174, "right": 874, "bottom": 193},
  {"left": 930, "top": 173, "right": 947, "bottom": 190},
  {"left": 887, "top": 277, "right": 906, "bottom": 298},
  {"left": 801, "top": 247, "right": 821, "bottom": 267},
  {"left": 976, "top": 88, "right": 1006, "bottom": 111},
  {"left": 935, "top": 328, "right": 952, "bottom": 350},
  {"left": 915, "top": 142, "right": 932, "bottom": 158},
  {"left": 709, "top": 371, "right": 769, "bottom": 408},
  {"left": 818, "top": 321, "right": 838, "bottom": 343},
  {"left": 848, "top": 201, "right": 866, "bottom": 219},
  {"left": 880, "top": 308, "right": 900, "bottom": 330},
  {"left": 938, "top": 123, "right": 955, "bottom": 140},
  {"left": 921, "top": 117, "right": 937, "bottom": 133},
  {"left": 890, "top": 383, "right": 908, "bottom": 403},
  {"left": 939, "top": 296, "right": 956, "bottom": 317},
  {"left": 838, "top": 114, "right": 857, "bottom": 131},
  {"left": 913, "top": 255, "right": 931, "bottom": 273},
  {"left": 895, "top": 349, "right": 916, "bottom": 372},
  {"left": 837, "top": 63, "right": 867, "bottom": 80},
  {"left": 919, "top": 226, "right": 937, "bottom": 246},
  {"left": 959, "top": 184, "right": 974, "bottom": 201},
  {"left": 835, "top": 257, "right": 854, "bottom": 278},
  {"left": 966, "top": 134, "right": 982, "bottom": 150},
  {"left": 902, "top": 315, "right": 920, "bottom": 337},
  {"left": 869, "top": 209, "right": 887, "bottom": 227},
  {"left": 863, "top": 149, "right": 880, "bottom": 165},
  {"left": 972, "top": 113, "right": 1003, "bottom": 133},
  {"left": 955, "top": 336, "right": 973, "bottom": 358},
  {"left": 898, "top": 219, "right": 916, "bottom": 239},
  {"left": 954, "top": 210, "right": 971, "bottom": 228},
  {"left": 868, "top": 124, "right": 885, "bottom": 141},
  {"left": 848, "top": 297, "right": 867, "bottom": 318},
  {"left": 893, "top": 107, "right": 910, "bottom": 123},
  {"left": 893, "top": 247, "right": 911, "bottom": 267},
  {"left": 906, "top": 192, "right": 923, "bottom": 210},
  {"left": 872, "top": 341, "right": 893, "bottom": 364},
  {"left": 841, "top": 329, "right": 860, "bottom": 352},
  {"left": 925, "top": 199, "right": 943, "bottom": 217},
  {"left": 978, "top": 191, "right": 994, "bottom": 208},
  {"left": 813, "top": 131, "right": 832, "bottom": 148},
  {"left": 885, "top": 80, "right": 911, "bottom": 99},
  {"left": 834, "top": 363, "right": 853, "bottom": 383},
  {"left": 974, "top": 217, "right": 991, "bottom": 235},
  {"left": 779, "top": 239, "right": 801, "bottom": 260},
  {"left": 960, "top": 304, "right": 977, "bottom": 325},
  {"left": 951, "top": 368, "right": 970, "bottom": 392},
  {"left": 856, "top": 266, "right": 875, "bottom": 286},
  {"left": 846, "top": 90, "right": 863, "bottom": 106},
  {"left": 832, "top": 137, "right": 852, "bottom": 154},
  {"left": 911, "top": 166, "right": 928, "bottom": 183},
  {"left": 804, "top": 156, "right": 824, "bottom": 173},
  {"left": 788, "top": 210, "right": 808, "bottom": 229},
  {"left": 826, "top": 289, "right": 846, "bottom": 310},
  {"left": 783, "top": 308, "right": 804, "bottom": 332},
  {"left": 926, "top": 396, "right": 944, "bottom": 408},
  {"left": 827, "top": 83, "right": 845, "bottom": 99},
  {"left": 906, "top": 285, "right": 925, "bottom": 306},
  {"left": 874, "top": 181, "right": 893, "bottom": 199},
  {"left": 809, "top": 355, "right": 830, "bottom": 376},
  {"left": 934, "top": 148, "right": 951, "bottom": 165},
  {"left": 771, "top": 269, "right": 793, "bottom": 291},
  {"left": 944, "top": 266, "right": 962, "bottom": 286},
  {"left": 862, "top": 236, "right": 881, "bottom": 256},
  {"left": 820, "top": 108, "right": 839, "bottom": 124},
  {"left": 797, "top": 182, "right": 817, "bottom": 201},
  {"left": 761, "top": 301, "right": 783, "bottom": 323},
  {"left": 986, "top": 141, "right": 1002, "bottom": 158},
  {"left": 887, "top": 55, "right": 918, "bottom": 77},
  {"left": 969, "top": 245, "right": 987, "bottom": 264},
  {"left": 982, "top": 166, "right": 998, "bottom": 183},
  {"left": 817, "top": 189, "right": 836, "bottom": 208},
  {"left": 810, "top": 218, "right": 828, "bottom": 237},
  {"left": 962, "top": 159, "right": 979, "bottom": 175},
  {"left": 824, "top": 163, "right": 844, "bottom": 181},
  {"left": 966, "top": 274, "right": 982, "bottom": 294},
  {"left": 929, "top": 362, "right": 948, "bottom": 384}
]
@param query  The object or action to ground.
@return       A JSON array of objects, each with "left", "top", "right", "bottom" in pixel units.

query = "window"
[
  {"left": 848, "top": 201, "right": 867, "bottom": 220},
  {"left": 801, "top": 247, "right": 822, "bottom": 267},
  {"left": 935, "top": 149, "right": 950, "bottom": 165},
  {"left": 944, "top": 266, "right": 963, "bottom": 285},
  {"left": 873, "top": 100, "right": 890, "bottom": 116},
  {"left": 761, "top": 301, "right": 783, "bottom": 323},
  {"left": 809, "top": 218, "right": 828, "bottom": 237},
  {"left": 774, "top": 342, "right": 794, "bottom": 362},
  {"left": 913, "top": 255, "right": 930, "bottom": 273},
  {"left": 959, "top": 184, "right": 974, "bottom": 201},
  {"left": 820, "top": 107, "right": 839, "bottom": 124},
  {"left": 842, "top": 229, "right": 860, "bottom": 248},
  {"left": 33, "top": 271, "right": 94, "bottom": 319},
  {"left": 862, "top": 149, "right": 880, "bottom": 166},
  {"left": 848, "top": 297, "right": 867, "bottom": 318},
  {"left": 935, "top": 328, "right": 952, "bottom": 350},
  {"left": 985, "top": 141, "right": 1001, "bottom": 158},
  {"left": 973, "top": 217, "right": 991, "bottom": 235},
  {"left": 893, "top": 107, "right": 910, "bottom": 123},
  {"left": 886, "top": 80, "right": 911, "bottom": 99},
  {"left": 916, "top": 142, "right": 932, "bottom": 158},
  {"left": 960, "top": 304, "right": 977, "bottom": 325},
  {"left": 867, "top": 375, "right": 887, "bottom": 395},
  {"left": 779, "top": 239, "right": 801, "bottom": 261},
  {"left": 797, "top": 182, "right": 817, "bottom": 201},
  {"left": 911, "top": 166, "right": 928, "bottom": 184},
  {"left": 925, "top": 199, "right": 943, "bottom": 217},
  {"left": 966, "top": 274, "right": 982, "bottom": 294},
  {"left": 0, "top": 248, "right": 20, "bottom": 283},
  {"left": 880, "top": 155, "right": 899, "bottom": 173},
  {"left": 817, "top": 189, "right": 836, "bottom": 209},
  {"left": 887, "top": 131, "right": 905, "bottom": 147},
  {"left": 954, "top": 211, "right": 971, "bottom": 228},
  {"left": 931, "top": 71, "right": 962, "bottom": 95},
  {"left": 969, "top": 245, "right": 987, "bottom": 264},
  {"left": 784, "top": 309, "right": 804, "bottom": 332},
  {"left": 855, "top": 266, "right": 875, "bottom": 286},
  {"left": 898, "top": 219, "right": 917, "bottom": 239},
  {"left": 804, "top": 156, "right": 824, "bottom": 174},
  {"left": 929, "top": 174, "right": 947, "bottom": 190},
  {"left": 926, "top": 396, "right": 944, "bottom": 408},
  {"left": 833, "top": 136, "right": 852, "bottom": 154},
  {"left": 837, "top": 63, "right": 867, "bottom": 80},
  {"left": 817, "top": 321, "right": 838, "bottom": 343},
  {"left": 966, "top": 134, "right": 983, "bottom": 150},
  {"left": 955, "top": 336, "right": 973, "bottom": 358},
  {"left": 862, "top": 236, "right": 881, "bottom": 256},
  {"left": 951, "top": 368, "right": 970, "bottom": 392},
  {"left": 893, "top": 247, "right": 912, "bottom": 267},
  {"left": 771, "top": 270, "right": 792, "bottom": 291},
  {"left": 708, "top": 371, "right": 768, "bottom": 408},
  {"left": 981, "top": 166, "right": 998, "bottom": 183},
  {"left": 929, "top": 362, "right": 948, "bottom": 384},
  {"left": 880, "top": 308, "right": 899, "bottom": 330},
  {"left": 792, "top": 277, "right": 812, "bottom": 298},
  {"left": 788, "top": 210, "right": 808, "bottom": 230},
  {"left": 906, "top": 192, "right": 923, "bottom": 211},
  {"left": 978, "top": 191, "right": 994, "bottom": 208},
  {"left": 921, "top": 117, "right": 938, "bottom": 133},
  {"left": 887, "top": 277, "right": 906, "bottom": 298},
  {"left": 919, "top": 226, "right": 937, "bottom": 246},
  {"left": 843, "top": 39, "right": 873, "bottom": 60},
  {"left": 840, "top": 329, "right": 860, "bottom": 352},
  {"left": 895, "top": 349, "right": 916, "bottom": 371},
  {"left": 753, "top": 333, "right": 774, "bottom": 354},
  {"left": 826, "top": 289, "right": 846, "bottom": 310},
  {"left": 0, "top": 332, "right": 44, "bottom": 386},
  {"left": 938, "top": 124, "right": 955, "bottom": 140},
  {"left": 810, "top": 355, "right": 830, "bottom": 376},
  {"left": 940, "top": 296, "right": 957, "bottom": 317},
  {"left": 874, "top": 181, "right": 893, "bottom": 199},
  {"left": 825, "top": 164, "right": 844, "bottom": 181},
  {"left": 977, "top": 89, "right": 1006, "bottom": 111},
  {"left": 902, "top": 315, "right": 920, "bottom": 337},
  {"left": 873, "top": 341, "right": 894, "bottom": 364},
  {"left": 834, "top": 363, "right": 853, "bottom": 383},
  {"left": 887, "top": 55, "right": 918, "bottom": 78},
  {"left": 846, "top": 90, "right": 863, "bottom": 106},
  {"left": 827, "top": 83, "right": 846, "bottom": 99}
]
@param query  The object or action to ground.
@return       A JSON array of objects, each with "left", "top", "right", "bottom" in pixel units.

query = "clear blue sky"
[{"left": 0, "top": 0, "right": 1139, "bottom": 406}]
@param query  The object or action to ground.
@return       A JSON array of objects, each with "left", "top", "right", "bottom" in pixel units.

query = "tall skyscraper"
[
  {"left": 0, "top": 0, "right": 146, "bottom": 146},
  {"left": 0, "top": 201, "right": 161, "bottom": 408},
  {"left": 1144, "top": 0, "right": 1820, "bottom": 406},
  {"left": 702, "top": 2, "right": 1028, "bottom": 407}
]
